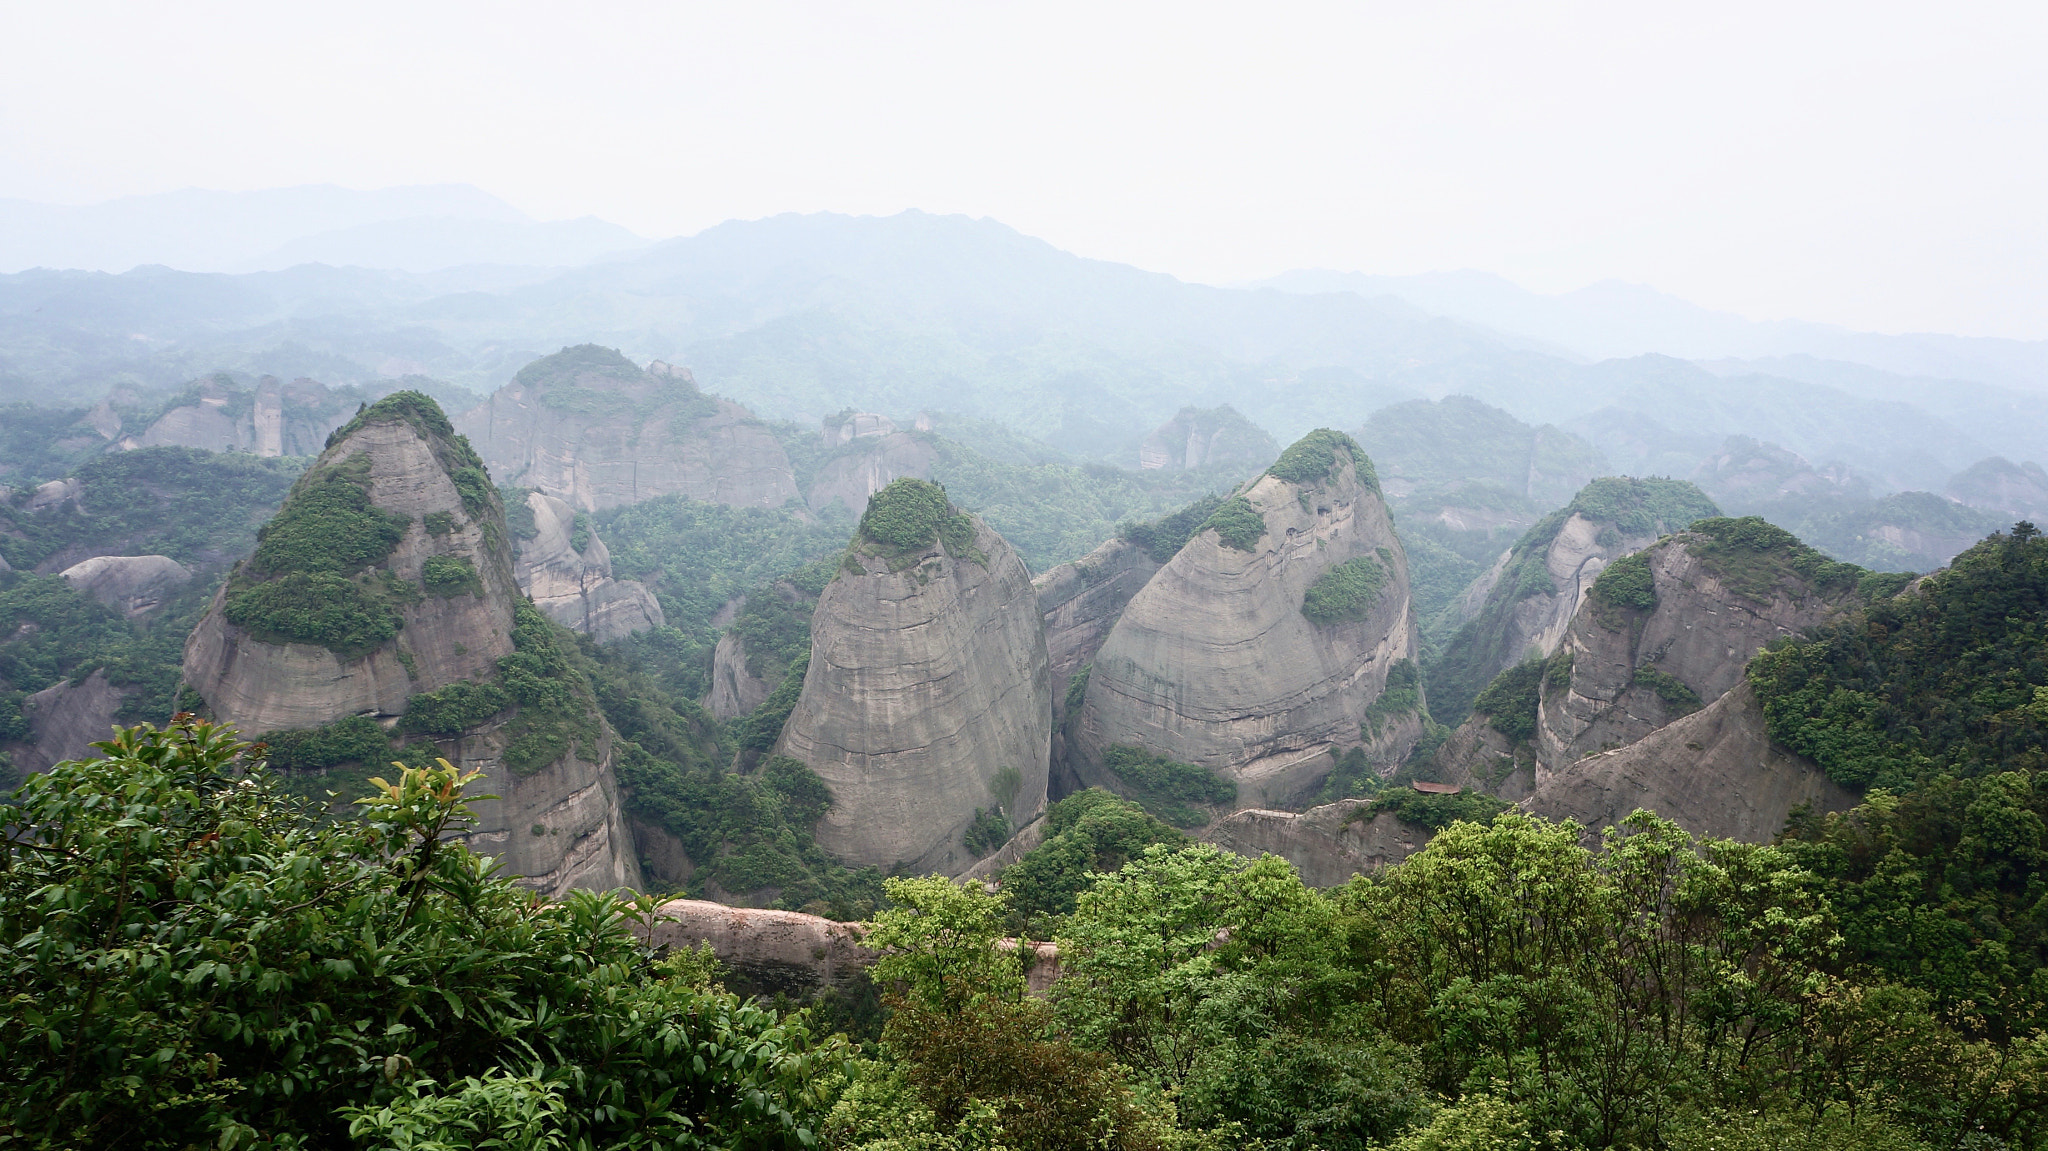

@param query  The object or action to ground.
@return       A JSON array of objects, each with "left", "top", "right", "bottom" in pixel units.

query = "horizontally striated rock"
[
  {"left": 1033, "top": 537, "right": 1163, "bottom": 693},
  {"left": 1205, "top": 802, "right": 1431, "bottom": 886},
  {"left": 1137, "top": 405, "right": 1277, "bottom": 472},
  {"left": 123, "top": 375, "right": 359, "bottom": 457},
  {"left": 59, "top": 555, "right": 192, "bottom": 620},
  {"left": 456, "top": 347, "right": 798, "bottom": 511},
  {"left": 1428, "top": 478, "right": 1719, "bottom": 724},
  {"left": 4, "top": 669, "right": 131, "bottom": 779},
  {"left": 513, "top": 491, "right": 663, "bottom": 642},
  {"left": 1073, "top": 432, "right": 1421, "bottom": 809},
  {"left": 775, "top": 480, "right": 1051, "bottom": 874},
  {"left": 806, "top": 431, "right": 939, "bottom": 514},
  {"left": 1534, "top": 521, "right": 1867, "bottom": 779},
  {"left": 181, "top": 391, "right": 641, "bottom": 895},
  {"left": 1523, "top": 682, "right": 1857, "bottom": 844}
]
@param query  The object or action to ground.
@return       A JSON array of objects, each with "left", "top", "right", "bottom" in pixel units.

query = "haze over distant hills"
[{"left": 0, "top": 184, "right": 647, "bottom": 275}]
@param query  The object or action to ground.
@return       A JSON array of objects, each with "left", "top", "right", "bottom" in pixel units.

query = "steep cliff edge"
[
  {"left": 512, "top": 491, "right": 664, "bottom": 642},
  {"left": 456, "top": 346, "right": 798, "bottom": 511},
  {"left": 181, "top": 391, "right": 641, "bottom": 894},
  {"left": 1533, "top": 517, "right": 1876, "bottom": 777},
  {"left": 1072, "top": 430, "right": 1422, "bottom": 810},
  {"left": 1427, "top": 477, "right": 1720, "bottom": 724},
  {"left": 774, "top": 479, "right": 1051, "bottom": 874},
  {"left": 1033, "top": 537, "right": 1163, "bottom": 694}
]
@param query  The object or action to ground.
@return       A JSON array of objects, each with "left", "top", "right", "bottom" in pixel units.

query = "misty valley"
[{"left": 2, "top": 212, "right": 2046, "bottom": 1150}]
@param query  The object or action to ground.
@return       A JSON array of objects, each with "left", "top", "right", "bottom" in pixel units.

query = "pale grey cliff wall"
[
  {"left": 125, "top": 377, "right": 356, "bottom": 457},
  {"left": 806, "top": 431, "right": 938, "bottom": 513},
  {"left": 4, "top": 669, "right": 130, "bottom": 779},
  {"left": 775, "top": 513, "right": 1051, "bottom": 875},
  {"left": 456, "top": 354, "right": 798, "bottom": 511},
  {"left": 1032, "top": 537, "right": 1162, "bottom": 693},
  {"left": 1523, "top": 681, "right": 1857, "bottom": 844},
  {"left": 181, "top": 401, "right": 641, "bottom": 895},
  {"left": 1535, "top": 534, "right": 1863, "bottom": 779},
  {"left": 513, "top": 492, "right": 663, "bottom": 642},
  {"left": 1073, "top": 443, "right": 1420, "bottom": 809},
  {"left": 705, "top": 632, "right": 773, "bottom": 719},
  {"left": 1204, "top": 802, "right": 1430, "bottom": 886}
]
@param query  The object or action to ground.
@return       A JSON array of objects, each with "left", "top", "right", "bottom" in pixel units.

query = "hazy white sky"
[{"left": 3, "top": 1, "right": 2045, "bottom": 338}]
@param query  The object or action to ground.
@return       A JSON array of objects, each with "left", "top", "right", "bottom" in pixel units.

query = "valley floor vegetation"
[{"left": 5, "top": 718, "right": 2046, "bottom": 1150}]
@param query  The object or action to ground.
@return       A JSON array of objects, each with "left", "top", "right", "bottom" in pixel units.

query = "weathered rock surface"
[
  {"left": 648, "top": 899, "right": 876, "bottom": 996},
  {"left": 1073, "top": 436, "right": 1421, "bottom": 809},
  {"left": 513, "top": 492, "right": 663, "bottom": 642},
  {"left": 775, "top": 507, "right": 1051, "bottom": 874},
  {"left": 806, "top": 431, "right": 938, "bottom": 513},
  {"left": 1535, "top": 530, "right": 1864, "bottom": 778},
  {"left": 959, "top": 814, "right": 1049, "bottom": 882},
  {"left": 457, "top": 348, "right": 798, "bottom": 511},
  {"left": 4, "top": 669, "right": 132, "bottom": 778},
  {"left": 1523, "top": 682, "right": 1857, "bottom": 844},
  {"left": 1137, "top": 405, "right": 1277, "bottom": 471},
  {"left": 705, "top": 632, "right": 774, "bottom": 719},
  {"left": 182, "top": 394, "right": 641, "bottom": 895},
  {"left": 1425, "top": 717, "right": 1537, "bottom": 801},
  {"left": 1033, "top": 537, "right": 1162, "bottom": 693},
  {"left": 123, "top": 375, "right": 357, "bottom": 457},
  {"left": 1205, "top": 802, "right": 1431, "bottom": 886},
  {"left": 59, "top": 555, "right": 192, "bottom": 619}
]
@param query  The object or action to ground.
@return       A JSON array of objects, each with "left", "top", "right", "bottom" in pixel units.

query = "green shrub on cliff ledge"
[
  {"left": 1472, "top": 658, "right": 1545, "bottom": 743},
  {"left": 1201, "top": 495, "right": 1265, "bottom": 552},
  {"left": 1268, "top": 428, "right": 1374, "bottom": 489},
  {"left": 1301, "top": 554, "right": 1391, "bottom": 625},
  {"left": 856, "top": 478, "right": 985, "bottom": 566},
  {"left": 246, "top": 453, "right": 410, "bottom": 577},
  {"left": 1590, "top": 550, "right": 1657, "bottom": 619},
  {"left": 1101, "top": 744, "right": 1237, "bottom": 827},
  {"left": 421, "top": 553, "right": 482, "bottom": 598},
  {"left": 222, "top": 571, "right": 404, "bottom": 657}
]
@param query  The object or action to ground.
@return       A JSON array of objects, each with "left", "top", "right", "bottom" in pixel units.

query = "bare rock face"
[
  {"left": 456, "top": 347, "right": 798, "bottom": 512},
  {"left": 59, "top": 555, "right": 192, "bottom": 620},
  {"left": 775, "top": 480, "right": 1051, "bottom": 874},
  {"left": 806, "top": 431, "right": 939, "bottom": 514},
  {"left": 648, "top": 899, "right": 876, "bottom": 997},
  {"left": 5, "top": 669, "right": 131, "bottom": 779},
  {"left": 1205, "top": 802, "right": 1430, "bottom": 886},
  {"left": 1073, "top": 432, "right": 1421, "bottom": 808},
  {"left": 1523, "top": 682, "right": 1857, "bottom": 844},
  {"left": 1137, "top": 405, "right": 1277, "bottom": 472},
  {"left": 705, "top": 632, "right": 774, "bottom": 719},
  {"left": 1429, "top": 478, "right": 1719, "bottom": 723},
  {"left": 1535, "top": 523, "right": 1866, "bottom": 779},
  {"left": 181, "top": 392, "right": 641, "bottom": 896},
  {"left": 1033, "top": 537, "right": 1163, "bottom": 693},
  {"left": 513, "top": 492, "right": 663, "bottom": 642},
  {"left": 124, "top": 375, "right": 358, "bottom": 457},
  {"left": 1426, "top": 717, "right": 1537, "bottom": 800}
]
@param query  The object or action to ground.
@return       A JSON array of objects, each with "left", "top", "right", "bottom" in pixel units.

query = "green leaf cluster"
[
  {"left": 1631, "top": 665, "right": 1702, "bottom": 713},
  {"left": 1267, "top": 427, "right": 1373, "bottom": 489},
  {"left": 420, "top": 553, "right": 481, "bottom": 598},
  {"left": 1685, "top": 515, "right": 1872, "bottom": 602},
  {"left": 1302, "top": 553, "right": 1391, "bottom": 625},
  {"left": 1200, "top": 494, "right": 1265, "bottom": 552},
  {"left": 1116, "top": 493, "right": 1223, "bottom": 563},
  {"left": 1471, "top": 658, "right": 1546, "bottom": 744},
  {"left": 1099, "top": 744, "right": 1237, "bottom": 827}
]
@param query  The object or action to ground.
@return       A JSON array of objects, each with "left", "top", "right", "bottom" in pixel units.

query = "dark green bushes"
[
  {"left": 254, "top": 714, "right": 392, "bottom": 772},
  {"left": 221, "top": 572, "right": 404, "bottom": 656},
  {"left": 1363, "top": 785, "right": 1512, "bottom": 830},
  {"left": 858, "top": 477, "right": 954, "bottom": 551},
  {"left": 1100, "top": 744, "right": 1237, "bottom": 827},
  {"left": 1268, "top": 428, "right": 1373, "bottom": 488},
  {"left": 1200, "top": 495, "right": 1265, "bottom": 552},
  {"left": 420, "top": 553, "right": 481, "bottom": 598},
  {"left": 1118, "top": 494, "right": 1223, "bottom": 563},
  {"left": 246, "top": 454, "right": 410, "bottom": 577},
  {"left": 1302, "top": 554, "right": 1390, "bottom": 624},
  {"left": 1632, "top": 665, "right": 1701, "bottom": 712},
  {"left": 1685, "top": 514, "right": 1868, "bottom": 601},
  {"left": 1472, "top": 658, "right": 1545, "bottom": 743},
  {"left": 963, "top": 806, "right": 1011, "bottom": 857}
]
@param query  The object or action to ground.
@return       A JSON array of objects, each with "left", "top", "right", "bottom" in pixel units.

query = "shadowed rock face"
[
  {"left": 181, "top": 396, "right": 641, "bottom": 896},
  {"left": 1204, "top": 802, "right": 1430, "bottom": 887},
  {"left": 806, "top": 432, "right": 939, "bottom": 514},
  {"left": 513, "top": 492, "right": 663, "bottom": 642},
  {"left": 775, "top": 510, "right": 1050, "bottom": 875},
  {"left": 705, "top": 632, "right": 773, "bottom": 719},
  {"left": 456, "top": 348, "right": 798, "bottom": 512},
  {"left": 59, "top": 555, "right": 191, "bottom": 620},
  {"left": 1033, "top": 537, "right": 1162, "bottom": 694},
  {"left": 1536, "top": 532, "right": 1864, "bottom": 779},
  {"left": 1073, "top": 439, "right": 1421, "bottom": 809},
  {"left": 4, "top": 669, "right": 131, "bottom": 780},
  {"left": 1523, "top": 682, "right": 1857, "bottom": 844}
]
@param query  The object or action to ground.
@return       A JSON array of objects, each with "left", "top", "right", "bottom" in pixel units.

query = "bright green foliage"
[
  {"left": 1319, "top": 746, "right": 1391, "bottom": 803},
  {"left": 222, "top": 570, "right": 406, "bottom": 656},
  {"left": 1302, "top": 554, "right": 1391, "bottom": 624},
  {"left": 0, "top": 720, "right": 847, "bottom": 1149},
  {"left": 1749, "top": 526, "right": 2048, "bottom": 791},
  {"left": 858, "top": 478, "right": 971, "bottom": 558},
  {"left": 1268, "top": 428, "right": 1374, "bottom": 488},
  {"left": 1631, "top": 665, "right": 1702, "bottom": 713},
  {"left": 1200, "top": 495, "right": 1265, "bottom": 552},
  {"left": 246, "top": 453, "right": 410, "bottom": 576},
  {"left": 999, "top": 790, "right": 1187, "bottom": 927},
  {"left": 1099, "top": 744, "right": 1237, "bottom": 827},
  {"left": 395, "top": 603, "right": 600, "bottom": 777},
  {"left": 1366, "top": 787, "right": 1513, "bottom": 830},
  {"left": 400, "top": 678, "right": 510, "bottom": 735},
  {"left": 1472, "top": 658, "right": 1545, "bottom": 743},
  {"left": 421, "top": 553, "right": 482, "bottom": 597},
  {"left": 1056, "top": 844, "right": 1427, "bottom": 1147},
  {"left": 1118, "top": 494, "right": 1223, "bottom": 563},
  {"left": 1589, "top": 550, "right": 1656, "bottom": 613},
  {"left": 1383, "top": 1095, "right": 1536, "bottom": 1150}
]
